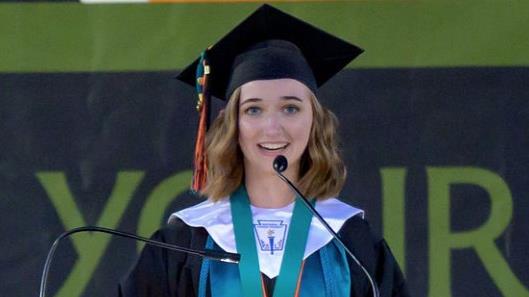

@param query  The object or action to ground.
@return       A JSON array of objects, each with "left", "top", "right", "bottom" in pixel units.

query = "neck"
[{"left": 244, "top": 165, "right": 299, "bottom": 208}]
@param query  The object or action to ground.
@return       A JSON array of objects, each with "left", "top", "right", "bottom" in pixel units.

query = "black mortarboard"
[
  {"left": 179, "top": 4, "right": 363, "bottom": 192},
  {"left": 176, "top": 4, "right": 363, "bottom": 101}
]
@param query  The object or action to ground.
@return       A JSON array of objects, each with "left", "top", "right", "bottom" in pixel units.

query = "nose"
[{"left": 263, "top": 113, "right": 283, "bottom": 137}]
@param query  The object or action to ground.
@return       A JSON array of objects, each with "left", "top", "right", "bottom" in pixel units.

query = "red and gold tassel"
[{"left": 192, "top": 51, "right": 210, "bottom": 193}]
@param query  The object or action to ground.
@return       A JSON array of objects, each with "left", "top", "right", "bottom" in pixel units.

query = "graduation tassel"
[{"left": 192, "top": 51, "right": 211, "bottom": 193}]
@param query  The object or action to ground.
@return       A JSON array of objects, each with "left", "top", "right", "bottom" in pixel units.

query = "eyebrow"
[
  {"left": 281, "top": 96, "right": 303, "bottom": 102},
  {"left": 240, "top": 96, "right": 303, "bottom": 106}
]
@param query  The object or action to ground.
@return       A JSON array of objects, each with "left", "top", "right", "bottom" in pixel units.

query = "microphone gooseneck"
[
  {"left": 39, "top": 226, "right": 240, "bottom": 297},
  {"left": 272, "top": 155, "right": 380, "bottom": 297}
]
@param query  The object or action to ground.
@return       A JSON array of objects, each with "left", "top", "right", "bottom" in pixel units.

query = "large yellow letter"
[
  {"left": 37, "top": 171, "right": 144, "bottom": 297},
  {"left": 427, "top": 167, "right": 528, "bottom": 297}
]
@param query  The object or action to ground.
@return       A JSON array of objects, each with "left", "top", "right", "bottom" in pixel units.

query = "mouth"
[{"left": 258, "top": 143, "right": 289, "bottom": 151}]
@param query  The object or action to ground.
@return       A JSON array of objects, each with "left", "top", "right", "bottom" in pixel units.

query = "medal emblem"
[{"left": 254, "top": 220, "right": 287, "bottom": 254}]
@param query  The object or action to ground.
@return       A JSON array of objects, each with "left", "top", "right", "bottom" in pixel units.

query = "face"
[{"left": 238, "top": 78, "right": 313, "bottom": 178}]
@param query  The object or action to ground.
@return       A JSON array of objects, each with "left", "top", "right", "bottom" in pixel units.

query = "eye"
[
  {"left": 244, "top": 106, "right": 262, "bottom": 116},
  {"left": 283, "top": 105, "right": 300, "bottom": 114}
]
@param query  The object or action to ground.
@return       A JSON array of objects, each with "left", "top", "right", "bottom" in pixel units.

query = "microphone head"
[{"left": 273, "top": 155, "right": 288, "bottom": 173}]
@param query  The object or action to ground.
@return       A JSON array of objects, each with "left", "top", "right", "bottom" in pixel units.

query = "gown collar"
[{"left": 169, "top": 197, "right": 363, "bottom": 278}]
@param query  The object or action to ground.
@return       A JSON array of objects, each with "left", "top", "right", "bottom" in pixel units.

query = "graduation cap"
[
  {"left": 177, "top": 4, "right": 363, "bottom": 101},
  {"left": 176, "top": 4, "right": 363, "bottom": 192}
]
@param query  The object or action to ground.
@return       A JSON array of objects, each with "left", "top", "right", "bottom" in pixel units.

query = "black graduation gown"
[{"left": 118, "top": 215, "right": 410, "bottom": 297}]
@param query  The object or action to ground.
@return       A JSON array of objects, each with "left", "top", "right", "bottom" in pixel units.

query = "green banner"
[{"left": 1, "top": 1, "right": 529, "bottom": 72}]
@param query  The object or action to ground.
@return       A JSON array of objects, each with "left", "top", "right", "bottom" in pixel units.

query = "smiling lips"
[{"left": 258, "top": 143, "right": 289, "bottom": 151}]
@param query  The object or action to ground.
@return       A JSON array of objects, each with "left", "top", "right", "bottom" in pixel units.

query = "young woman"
[{"left": 119, "top": 5, "right": 409, "bottom": 297}]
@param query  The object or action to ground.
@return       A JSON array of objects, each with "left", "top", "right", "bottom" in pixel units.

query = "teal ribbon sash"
[{"left": 231, "top": 186, "right": 313, "bottom": 297}]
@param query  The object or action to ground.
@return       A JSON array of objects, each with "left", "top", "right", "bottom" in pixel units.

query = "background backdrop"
[{"left": 1, "top": 1, "right": 529, "bottom": 297}]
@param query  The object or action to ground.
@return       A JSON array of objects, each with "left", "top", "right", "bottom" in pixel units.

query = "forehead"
[{"left": 239, "top": 78, "right": 312, "bottom": 101}]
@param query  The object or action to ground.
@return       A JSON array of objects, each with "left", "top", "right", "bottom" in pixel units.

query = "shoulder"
[
  {"left": 316, "top": 198, "right": 364, "bottom": 228},
  {"left": 152, "top": 217, "right": 208, "bottom": 246},
  {"left": 340, "top": 214, "right": 378, "bottom": 238},
  {"left": 168, "top": 198, "right": 231, "bottom": 228}
]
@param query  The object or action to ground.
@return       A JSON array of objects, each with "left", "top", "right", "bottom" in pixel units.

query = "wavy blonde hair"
[{"left": 200, "top": 88, "right": 346, "bottom": 200}]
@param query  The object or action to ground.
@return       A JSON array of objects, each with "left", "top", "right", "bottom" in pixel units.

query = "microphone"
[
  {"left": 273, "top": 155, "right": 288, "bottom": 172},
  {"left": 273, "top": 155, "right": 380, "bottom": 297},
  {"left": 39, "top": 226, "right": 240, "bottom": 297}
]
